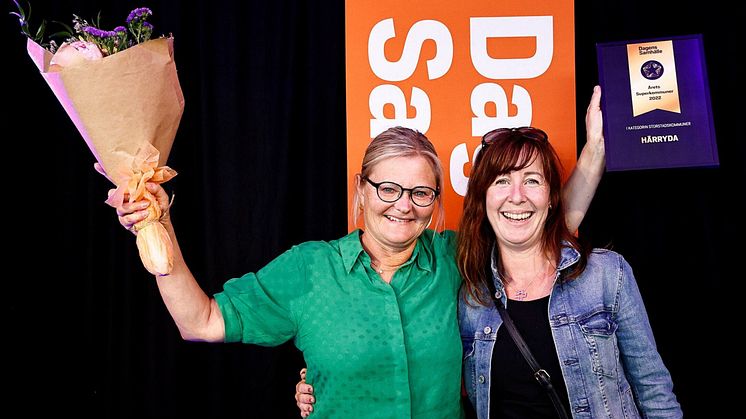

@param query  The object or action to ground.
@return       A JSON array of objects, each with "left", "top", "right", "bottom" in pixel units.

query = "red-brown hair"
[{"left": 457, "top": 127, "right": 588, "bottom": 305}]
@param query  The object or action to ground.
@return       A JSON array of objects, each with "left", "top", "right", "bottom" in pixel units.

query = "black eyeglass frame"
[{"left": 363, "top": 177, "right": 440, "bottom": 207}]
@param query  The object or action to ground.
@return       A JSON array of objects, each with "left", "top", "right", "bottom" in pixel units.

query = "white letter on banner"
[
  {"left": 470, "top": 16, "right": 553, "bottom": 79},
  {"left": 369, "top": 18, "right": 453, "bottom": 81},
  {"left": 471, "top": 83, "right": 532, "bottom": 136},
  {"left": 369, "top": 85, "right": 431, "bottom": 137},
  {"left": 450, "top": 143, "right": 487, "bottom": 197},
  {"left": 450, "top": 143, "right": 470, "bottom": 197}
]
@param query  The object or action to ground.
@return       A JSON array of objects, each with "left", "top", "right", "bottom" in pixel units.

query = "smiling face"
[
  {"left": 357, "top": 155, "right": 438, "bottom": 253},
  {"left": 485, "top": 153, "right": 550, "bottom": 253}
]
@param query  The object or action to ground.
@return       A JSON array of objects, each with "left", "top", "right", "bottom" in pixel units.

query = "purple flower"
[
  {"left": 82, "top": 26, "right": 108, "bottom": 37},
  {"left": 126, "top": 7, "right": 153, "bottom": 24},
  {"left": 13, "top": 3, "right": 162, "bottom": 56},
  {"left": 82, "top": 26, "right": 120, "bottom": 38}
]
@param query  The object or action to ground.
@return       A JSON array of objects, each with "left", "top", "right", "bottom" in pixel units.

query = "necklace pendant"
[
  {"left": 514, "top": 289, "right": 528, "bottom": 300},
  {"left": 370, "top": 261, "right": 384, "bottom": 274}
]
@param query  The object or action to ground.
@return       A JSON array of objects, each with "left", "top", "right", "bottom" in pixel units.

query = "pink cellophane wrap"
[{"left": 27, "top": 37, "right": 185, "bottom": 275}]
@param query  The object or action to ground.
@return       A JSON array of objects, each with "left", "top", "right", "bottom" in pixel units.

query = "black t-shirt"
[{"left": 489, "top": 296, "right": 572, "bottom": 419}]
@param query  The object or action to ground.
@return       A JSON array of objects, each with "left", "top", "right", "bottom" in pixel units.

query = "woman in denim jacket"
[{"left": 457, "top": 127, "right": 682, "bottom": 419}]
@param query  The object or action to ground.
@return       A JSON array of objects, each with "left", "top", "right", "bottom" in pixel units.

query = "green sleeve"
[{"left": 215, "top": 246, "right": 310, "bottom": 346}]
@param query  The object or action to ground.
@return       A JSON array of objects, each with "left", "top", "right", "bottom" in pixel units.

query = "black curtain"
[{"left": 5, "top": 1, "right": 740, "bottom": 417}]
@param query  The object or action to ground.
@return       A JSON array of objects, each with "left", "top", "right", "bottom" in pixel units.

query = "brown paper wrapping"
[{"left": 27, "top": 37, "right": 185, "bottom": 275}]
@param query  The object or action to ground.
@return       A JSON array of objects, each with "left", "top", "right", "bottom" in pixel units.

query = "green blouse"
[{"left": 215, "top": 229, "right": 464, "bottom": 418}]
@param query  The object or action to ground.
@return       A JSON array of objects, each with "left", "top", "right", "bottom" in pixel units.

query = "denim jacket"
[{"left": 459, "top": 246, "right": 682, "bottom": 419}]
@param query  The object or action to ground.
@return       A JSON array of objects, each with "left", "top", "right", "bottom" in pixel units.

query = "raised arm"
[
  {"left": 563, "top": 85, "right": 605, "bottom": 232},
  {"left": 111, "top": 181, "right": 225, "bottom": 342}
]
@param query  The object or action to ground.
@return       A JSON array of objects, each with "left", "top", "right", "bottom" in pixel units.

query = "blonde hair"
[{"left": 352, "top": 127, "right": 445, "bottom": 231}]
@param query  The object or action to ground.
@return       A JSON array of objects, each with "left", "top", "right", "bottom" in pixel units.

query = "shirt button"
[
  {"left": 494, "top": 290, "right": 502, "bottom": 299},
  {"left": 478, "top": 375, "right": 485, "bottom": 384},
  {"left": 483, "top": 326, "right": 492, "bottom": 335}
]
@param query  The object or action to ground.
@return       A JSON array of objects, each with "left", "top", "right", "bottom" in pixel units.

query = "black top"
[{"left": 489, "top": 295, "right": 572, "bottom": 419}]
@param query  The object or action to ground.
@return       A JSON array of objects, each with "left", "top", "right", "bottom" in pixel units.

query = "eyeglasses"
[
  {"left": 481, "top": 127, "right": 548, "bottom": 149},
  {"left": 363, "top": 177, "right": 439, "bottom": 207}
]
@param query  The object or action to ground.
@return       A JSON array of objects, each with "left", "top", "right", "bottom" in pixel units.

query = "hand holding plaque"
[{"left": 596, "top": 34, "right": 718, "bottom": 171}]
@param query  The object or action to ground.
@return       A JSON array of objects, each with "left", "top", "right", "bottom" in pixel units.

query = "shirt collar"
[
  {"left": 557, "top": 244, "right": 581, "bottom": 270},
  {"left": 339, "top": 229, "right": 433, "bottom": 274},
  {"left": 339, "top": 230, "right": 366, "bottom": 274},
  {"left": 489, "top": 245, "right": 505, "bottom": 292},
  {"left": 413, "top": 230, "right": 434, "bottom": 273}
]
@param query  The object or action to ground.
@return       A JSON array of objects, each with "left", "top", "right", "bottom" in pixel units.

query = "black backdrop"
[{"left": 4, "top": 1, "right": 742, "bottom": 418}]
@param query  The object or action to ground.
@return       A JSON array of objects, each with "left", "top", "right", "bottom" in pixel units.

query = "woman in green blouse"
[{"left": 112, "top": 87, "right": 604, "bottom": 419}]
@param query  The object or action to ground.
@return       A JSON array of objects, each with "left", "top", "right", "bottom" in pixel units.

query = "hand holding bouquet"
[{"left": 12, "top": 3, "right": 184, "bottom": 275}]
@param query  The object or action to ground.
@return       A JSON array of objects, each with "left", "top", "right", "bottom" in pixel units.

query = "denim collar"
[{"left": 489, "top": 242, "right": 581, "bottom": 292}]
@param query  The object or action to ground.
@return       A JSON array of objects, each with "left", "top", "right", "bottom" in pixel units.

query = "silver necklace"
[
  {"left": 370, "top": 259, "right": 398, "bottom": 274},
  {"left": 507, "top": 279, "right": 537, "bottom": 301},
  {"left": 505, "top": 268, "right": 556, "bottom": 301},
  {"left": 371, "top": 260, "right": 384, "bottom": 274}
]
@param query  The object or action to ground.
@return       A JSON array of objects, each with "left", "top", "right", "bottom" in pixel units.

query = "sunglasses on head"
[{"left": 480, "top": 127, "right": 549, "bottom": 149}]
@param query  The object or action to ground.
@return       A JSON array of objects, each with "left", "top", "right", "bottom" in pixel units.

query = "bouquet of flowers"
[{"left": 12, "top": 2, "right": 184, "bottom": 275}]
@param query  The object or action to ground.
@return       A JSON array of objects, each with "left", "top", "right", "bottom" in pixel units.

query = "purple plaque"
[{"left": 597, "top": 34, "right": 718, "bottom": 171}]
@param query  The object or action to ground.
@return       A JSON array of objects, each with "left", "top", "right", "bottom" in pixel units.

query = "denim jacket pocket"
[{"left": 578, "top": 310, "right": 619, "bottom": 378}]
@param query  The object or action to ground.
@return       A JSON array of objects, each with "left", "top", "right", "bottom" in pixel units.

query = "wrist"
[{"left": 583, "top": 136, "right": 605, "bottom": 159}]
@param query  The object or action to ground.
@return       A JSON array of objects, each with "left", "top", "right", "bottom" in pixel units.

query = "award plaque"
[{"left": 596, "top": 34, "right": 718, "bottom": 171}]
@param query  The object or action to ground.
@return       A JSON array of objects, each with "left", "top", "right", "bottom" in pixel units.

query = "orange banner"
[{"left": 346, "top": 0, "right": 576, "bottom": 230}]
